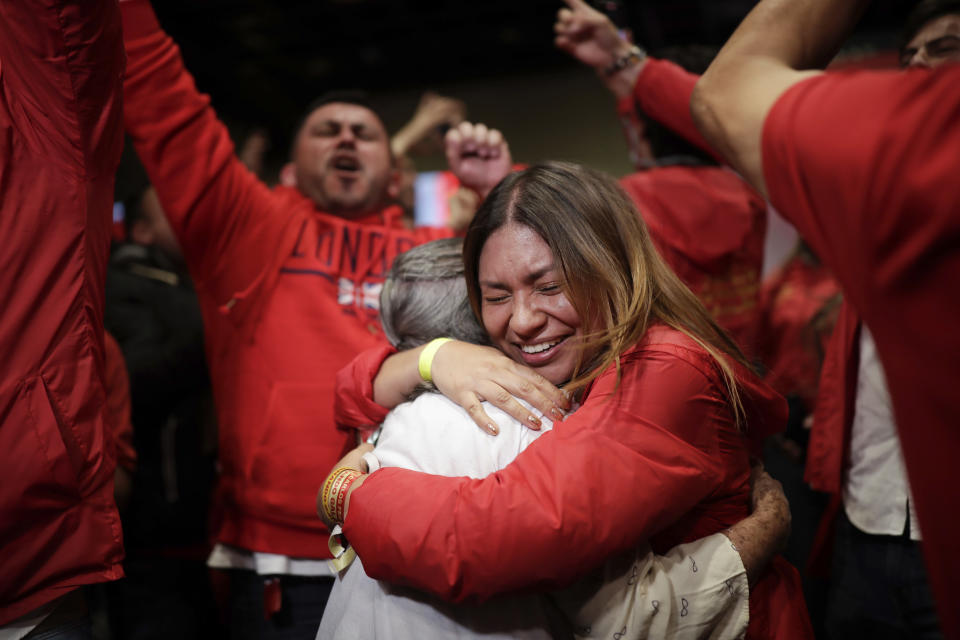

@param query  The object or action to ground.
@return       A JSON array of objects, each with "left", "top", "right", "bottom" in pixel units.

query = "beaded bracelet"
[{"left": 604, "top": 45, "right": 647, "bottom": 77}]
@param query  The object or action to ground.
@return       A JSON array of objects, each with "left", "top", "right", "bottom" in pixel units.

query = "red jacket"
[
  {"left": 0, "top": 0, "right": 125, "bottom": 625},
  {"left": 762, "top": 66, "right": 960, "bottom": 638},
  {"left": 121, "top": 0, "right": 451, "bottom": 557},
  {"left": 619, "top": 59, "right": 767, "bottom": 356},
  {"left": 338, "top": 326, "right": 812, "bottom": 639}
]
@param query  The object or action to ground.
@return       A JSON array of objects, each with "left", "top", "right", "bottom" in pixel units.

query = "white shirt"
[
  {"left": 318, "top": 393, "right": 750, "bottom": 640},
  {"left": 207, "top": 544, "right": 336, "bottom": 577},
  {"left": 843, "top": 326, "right": 921, "bottom": 540}
]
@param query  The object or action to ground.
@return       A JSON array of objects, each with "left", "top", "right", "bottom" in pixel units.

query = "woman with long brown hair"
[{"left": 324, "top": 162, "right": 812, "bottom": 638}]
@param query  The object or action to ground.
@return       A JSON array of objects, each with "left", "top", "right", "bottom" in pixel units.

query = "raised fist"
[{"left": 444, "top": 121, "right": 512, "bottom": 200}]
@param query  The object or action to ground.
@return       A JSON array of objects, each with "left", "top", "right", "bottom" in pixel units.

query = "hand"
[
  {"left": 317, "top": 443, "right": 373, "bottom": 529},
  {"left": 430, "top": 340, "right": 570, "bottom": 435},
  {"left": 554, "top": 0, "right": 645, "bottom": 97},
  {"left": 724, "top": 464, "right": 791, "bottom": 585},
  {"left": 444, "top": 122, "right": 513, "bottom": 200},
  {"left": 411, "top": 92, "right": 466, "bottom": 133},
  {"left": 392, "top": 92, "right": 466, "bottom": 157},
  {"left": 749, "top": 463, "right": 789, "bottom": 528}
]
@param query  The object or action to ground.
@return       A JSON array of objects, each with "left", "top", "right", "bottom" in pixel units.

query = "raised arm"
[
  {"left": 120, "top": 0, "right": 285, "bottom": 302},
  {"left": 554, "top": 0, "right": 715, "bottom": 157},
  {"left": 690, "top": 0, "right": 870, "bottom": 195}
]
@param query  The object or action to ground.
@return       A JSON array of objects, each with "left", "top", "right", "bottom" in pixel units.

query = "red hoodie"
[
  {"left": 121, "top": 0, "right": 451, "bottom": 557},
  {"left": 0, "top": 0, "right": 125, "bottom": 624}
]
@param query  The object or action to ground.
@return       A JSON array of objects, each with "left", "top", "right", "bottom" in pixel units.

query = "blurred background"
[{"left": 135, "top": 0, "right": 917, "bottom": 180}]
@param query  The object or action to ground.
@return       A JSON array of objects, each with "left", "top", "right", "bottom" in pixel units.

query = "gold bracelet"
[
  {"left": 333, "top": 470, "right": 363, "bottom": 524},
  {"left": 326, "top": 470, "right": 352, "bottom": 523},
  {"left": 322, "top": 467, "right": 354, "bottom": 523}
]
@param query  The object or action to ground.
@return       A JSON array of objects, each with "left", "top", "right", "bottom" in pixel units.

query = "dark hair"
[
  {"left": 289, "top": 89, "right": 386, "bottom": 157},
  {"left": 463, "top": 161, "right": 751, "bottom": 422},
  {"left": 380, "top": 238, "right": 488, "bottom": 351},
  {"left": 901, "top": 0, "right": 960, "bottom": 55},
  {"left": 640, "top": 45, "right": 719, "bottom": 165}
]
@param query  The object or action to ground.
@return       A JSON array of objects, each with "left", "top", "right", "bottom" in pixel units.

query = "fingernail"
[
  {"left": 551, "top": 408, "right": 564, "bottom": 422},
  {"left": 527, "top": 415, "right": 542, "bottom": 430},
  {"left": 487, "top": 423, "right": 499, "bottom": 435}
]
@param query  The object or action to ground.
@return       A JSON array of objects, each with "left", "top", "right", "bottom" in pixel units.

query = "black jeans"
[
  {"left": 825, "top": 510, "right": 942, "bottom": 640},
  {"left": 225, "top": 570, "right": 334, "bottom": 640}
]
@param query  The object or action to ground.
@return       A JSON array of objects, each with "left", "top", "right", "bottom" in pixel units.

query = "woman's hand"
[
  {"left": 430, "top": 340, "right": 571, "bottom": 434},
  {"left": 317, "top": 443, "right": 373, "bottom": 530}
]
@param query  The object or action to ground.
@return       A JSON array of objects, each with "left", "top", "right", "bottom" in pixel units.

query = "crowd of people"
[{"left": 1, "top": 0, "right": 957, "bottom": 639}]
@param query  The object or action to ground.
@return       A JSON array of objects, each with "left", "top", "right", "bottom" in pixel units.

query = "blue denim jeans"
[{"left": 825, "top": 510, "right": 943, "bottom": 640}]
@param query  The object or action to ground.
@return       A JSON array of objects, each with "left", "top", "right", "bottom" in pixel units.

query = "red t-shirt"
[{"left": 761, "top": 65, "right": 960, "bottom": 637}]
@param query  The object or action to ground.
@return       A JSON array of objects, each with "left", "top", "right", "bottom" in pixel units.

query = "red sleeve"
[
  {"left": 762, "top": 66, "right": 960, "bottom": 639},
  {"left": 631, "top": 58, "right": 718, "bottom": 161},
  {"left": 121, "top": 0, "right": 289, "bottom": 306},
  {"left": 334, "top": 344, "right": 397, "bottom": 431},
  {"left": 344, "top": 346, "right": 730, "bottom": 602},
  {"left": 761, "top": 68, "right": 960, "bottom": 323}
]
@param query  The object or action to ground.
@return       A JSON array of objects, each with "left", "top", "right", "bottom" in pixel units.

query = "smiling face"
[
  {"left": 291, "top": 102, "right": 397, "bottom": 218},
  {"left": 478, "top": 222, "right": 588, "bottom": 385}
]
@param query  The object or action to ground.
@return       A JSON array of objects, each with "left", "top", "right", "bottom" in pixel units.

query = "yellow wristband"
[{"left": 418, "top": 337, "right": 452, "bottom": 383}]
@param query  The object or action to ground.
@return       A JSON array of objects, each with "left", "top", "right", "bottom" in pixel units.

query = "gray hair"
[{"left": 380, "top": 238, "right": 489, "bottom": 351}]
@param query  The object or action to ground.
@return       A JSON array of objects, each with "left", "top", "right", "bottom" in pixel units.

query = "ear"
[
  {"left": 129, "top": 218, "right": 155, "bottom": 247},
  {"left": 279, "top": 162, "right": 297, "bottom": 187}
]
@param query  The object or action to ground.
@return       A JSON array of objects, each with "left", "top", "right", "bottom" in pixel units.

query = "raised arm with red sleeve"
[
  {"left": 626, "top": 58, "right": 719, "bottom": 161},
  {"left": 121, "top": 0, "right": 291, "bottom": 308},
  {"left": 342, "top": 334, "right": 747, "bottom": 602}
]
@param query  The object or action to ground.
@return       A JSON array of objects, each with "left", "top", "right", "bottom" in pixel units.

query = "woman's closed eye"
[{"left": 537, "top": 282, "right": 563, "bottom": 294}]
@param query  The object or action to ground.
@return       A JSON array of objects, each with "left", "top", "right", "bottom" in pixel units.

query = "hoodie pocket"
[{"left": 0, "top": 376, "right": 81, "bottom": 522}]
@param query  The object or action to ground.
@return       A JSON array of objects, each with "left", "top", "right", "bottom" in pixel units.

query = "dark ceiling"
[{"left": 151, "top": 0, "right": 917, "bottom": 156}]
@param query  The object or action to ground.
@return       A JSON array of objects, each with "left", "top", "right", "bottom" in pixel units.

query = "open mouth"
[
  {"left": 520, "top": 340, "right": 560, "bottom": 354},
  {"left": 515, "top": 337, "right": 568, "bottom": 363},
  {"left": 332, "top": 155, "right": 361, "bottom": 173}
]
